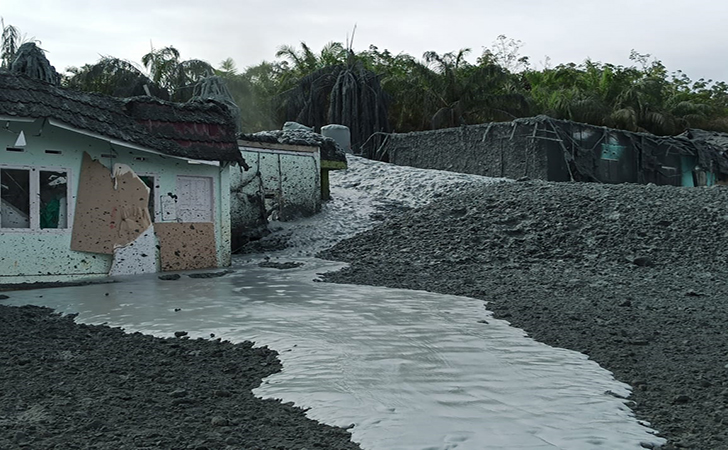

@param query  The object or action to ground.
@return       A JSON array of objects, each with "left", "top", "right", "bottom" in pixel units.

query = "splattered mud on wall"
[
  {"left": 108, "top": 228, "right": 158, "bottom": 276},
  {"left": 154, "top": 222, "right": 217, "bottom": 271}
]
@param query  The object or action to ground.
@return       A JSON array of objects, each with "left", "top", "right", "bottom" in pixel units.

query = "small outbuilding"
[{"left": 230, "top": 128, "right": 347, "bottom": 251}]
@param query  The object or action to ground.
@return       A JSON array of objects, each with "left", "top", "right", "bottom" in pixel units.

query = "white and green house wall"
[{"left": 0, "top": 71, "right": 246, "bottom": 285}]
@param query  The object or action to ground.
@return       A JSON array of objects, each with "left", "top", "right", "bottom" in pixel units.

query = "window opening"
[
  {"left": 39, "top": 170, "right": 68, "bottom": 229},
  {"left": 0, "top": 167, "right": 70, "bottom": 230},
  {"left": 1, "top": 168, "right": 30, "bottom": 228}
]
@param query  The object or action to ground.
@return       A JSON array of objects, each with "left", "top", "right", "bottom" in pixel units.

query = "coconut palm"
[
  {"left": 141, "top": 45, "right": 215, "bottom": 101},
  {"left": 64, "top": 57, "right": 167, "bottom": 98},
  {"left": 275, "top": 42, "right": 390, "bottom": 151},
  {"left": 418, "top": 49, "right": 529, "bottom": 129},
  {"left": 1, "top": 18, "right": 40, "bottom": 69}
]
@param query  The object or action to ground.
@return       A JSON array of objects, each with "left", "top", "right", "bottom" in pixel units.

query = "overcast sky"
[{"left": 4, "top": 0, "right": 727, "bottom": 84}]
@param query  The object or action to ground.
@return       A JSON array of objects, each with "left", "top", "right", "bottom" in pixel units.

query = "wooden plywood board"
[
  {"left": 154, "top": 222, "right": 217, "bottom": 271},
  {"left": 71, "top": 153, "right": 151, "bottom": 254}
]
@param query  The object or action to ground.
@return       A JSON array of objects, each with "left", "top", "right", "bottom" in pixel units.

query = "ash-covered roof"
[
  {"left": 683, "top": 128, "right": 728, "bottom": 152},
  {"left": 0, "top": 71, "right": 243, "bottom": 164},
  {"left": 239, "top": 129, "right": 346, "bottom": 164}
]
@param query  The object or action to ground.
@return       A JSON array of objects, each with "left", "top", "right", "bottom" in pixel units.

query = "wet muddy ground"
[
  {"left": 320, "top": 179, "right": 728, "bottom": 450},
  {"left": 0, "top": 304, "right": 360, "bottom": 450}
]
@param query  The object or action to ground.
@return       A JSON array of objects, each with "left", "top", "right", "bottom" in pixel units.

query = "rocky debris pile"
[
  {"left": 0, "top": 305, "right": 360, "bottom": 450},
  {"left": 320, "top": 180, "right": 728, "bottom": 450},
  {"left": 324, "top": 180, "right": 728, "bottom": 271}
]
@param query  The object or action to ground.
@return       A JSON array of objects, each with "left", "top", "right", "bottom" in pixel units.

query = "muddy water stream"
[{"left": 6, "top": 258, "right": 664, "bottom": 449}]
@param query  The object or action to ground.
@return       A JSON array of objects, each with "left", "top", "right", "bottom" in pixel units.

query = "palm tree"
[
  {"left": 64, "top": 46, "right": 216, "bottom": 102},
  {"left": 141, "top": 45, "right": 215, "bottom": 101},
  {"left": 64, "top": 56, "right": 167, "bottom": 98},
  {"left": 418, "top": 49, "right": 529, "bottom": 129},
  {"left": 1, "top": 18, "right": 40, "bottom": 69},
  {"left": 275, "top": 42, "right": 390, "bottom": 151}
]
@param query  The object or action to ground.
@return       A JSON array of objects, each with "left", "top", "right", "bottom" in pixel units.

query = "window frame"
[{"left": 0, "top": 163, "right": 74, "bottom": 233}]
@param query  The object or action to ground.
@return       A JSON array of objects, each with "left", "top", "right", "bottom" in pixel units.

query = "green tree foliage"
[
  {"left": 140, "top": 45, "right": 215, "bottom": 101},
  {"left": 215, "top": 59, "right": 285, "bottom": 132},
  {"left": 523, "top": 50, "right": 728, "bottom": 135},
  {"left": 64, "top": 57, "right": 167, "bottom": 98},
  {"left": 45, "top": 28, "right": 728, "bottom": 139},
  {"left": 244, "top": 39, "right": 728, "bottom": 140},
  {"left": 64, "top": 46, "right": 214, "bottom": 102}
]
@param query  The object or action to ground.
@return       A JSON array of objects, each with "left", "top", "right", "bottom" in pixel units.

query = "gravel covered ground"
[
  {"left": 320, "top": 180, "right": 728, "bottom": 450},
  {"left": 0, "top": 304, "right": 360, "bottom": 450}
]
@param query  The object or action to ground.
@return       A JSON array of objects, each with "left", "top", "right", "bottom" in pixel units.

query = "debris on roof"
[
  {"left": 9, "top": 42, "right": 60, "bottom": 85},
  {"left": 239, "top": 129, "right": 346, "bottom": 165}
]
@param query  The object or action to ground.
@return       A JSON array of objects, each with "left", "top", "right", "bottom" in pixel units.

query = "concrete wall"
[
  {"left": 380, "top": 118, "right": 718, "bottom": 186},
  {"left": 231, "top": 141, "right": 321, "bottom": 249},
  {"left": 1, "top": 117, "right": 231, "bottom": 284},
  {"left": 383, "top": 122, "right": 553, "bottom": 180}
]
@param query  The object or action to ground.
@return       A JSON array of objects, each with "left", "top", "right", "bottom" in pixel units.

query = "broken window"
[
  {"left": 1, "top": 168, "right": 30, "bottom": 228},
  {"left": 0, "top": 166, "right": 70, "bottom": 230},
  {"left": 39, "top": 171, "right": 68, "bottom": 229}
]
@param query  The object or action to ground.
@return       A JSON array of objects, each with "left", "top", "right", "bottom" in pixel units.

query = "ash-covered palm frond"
[
  {"left": 277, "top": 65, "right": 341, "bottom": 130},
  {"left": 191, "top": 75, "right": 242, "bottom": 132},
  {"left": 1, "top": 18, "right": 41, "bottom": 69},
  {"left": 328, "top": 60, "right": 390, "bottom": 151},
  {"left": 1, "top": 18, "right": 19, "bottom": 69},
  {"left": 277, "top": 58, "right": 390, "bottom": 152},
  {"left": 167, "top": 59, "right": 215, "bottom": 102},
  {"left": 9, "top": 42, "right": 59, "bottom": 85}
]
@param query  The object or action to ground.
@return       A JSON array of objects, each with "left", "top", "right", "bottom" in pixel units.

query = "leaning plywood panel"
[
  {"left": 154, "top": 222, "right": 217, "bottom": 271},
  {"left": 71, "top": 153, "right": 151, "bottom": 254}
]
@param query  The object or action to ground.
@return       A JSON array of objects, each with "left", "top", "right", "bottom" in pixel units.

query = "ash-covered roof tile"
[{"left": 0, "top": 71, "right": 243, "bottom": 164}]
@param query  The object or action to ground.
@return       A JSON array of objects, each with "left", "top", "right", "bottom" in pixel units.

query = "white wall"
[
  {"left": 0, "top": 118, "right": 232, "bottom": 284},
  {"left": 230, "top": 143, "right": 321, "bottom": 248}
]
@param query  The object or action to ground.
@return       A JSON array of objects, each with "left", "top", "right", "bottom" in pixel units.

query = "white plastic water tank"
[{"left": 321, "top": 124, "right": 352, "bottom": 154}]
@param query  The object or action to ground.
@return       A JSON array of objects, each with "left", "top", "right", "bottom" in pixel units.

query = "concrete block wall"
[{"left": 382, "top": 123, "right": 551, "bottom": 180}]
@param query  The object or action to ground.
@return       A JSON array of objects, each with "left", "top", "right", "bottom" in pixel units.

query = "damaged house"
[
  {"left": 0, "top": 68, "right": 245, "bottom": 284},
  {"left": 376, "top": 115, "right": 728, "bottom": 186}
]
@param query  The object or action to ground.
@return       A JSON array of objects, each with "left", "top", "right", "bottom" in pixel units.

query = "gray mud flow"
[{"left": 320, "top": 179, "right": 728, "bottom": 450}]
